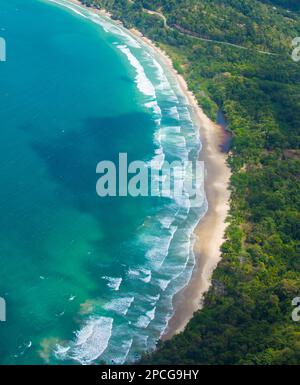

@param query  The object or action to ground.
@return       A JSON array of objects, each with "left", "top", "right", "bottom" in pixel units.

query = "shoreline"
[
  {"left": 126, "top": 29, "right": 231, "bottom": 338},
  {"left": 58, "top": 0, "right": 231, "bottom": 341}
]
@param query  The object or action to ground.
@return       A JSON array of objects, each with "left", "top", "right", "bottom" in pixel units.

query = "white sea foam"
[
  {"left": 155, "top": 278, "right": 171, "bottom": 291},
  {"left": 92, "top": 17, "right": 141, "bottom": 48},
  {"left": 55, "top": 316, "right": 113, "bottom": 365},
  {"left": 14, "top": 340, "right": 33, "bottom": 358},
  {"left": 51, "top": 0, "right": 140, "bottom": 48},
  {"left": 144, "top": 100, "right": 162, "bottom": 118},
  {"left": 160, "top": 126, "right": 188, "bottom": 148},
  {"left": 117, "top": 45, "right": 156, "bottom": 98},
  {"left": 149, "top": 55, "right": 178, "bottom": 101},
  {"left": 147, "top": 293, "right": 161, "bottom": 305},
  {"left": 148, "top": 144, "right": 165, "bottom": 171},
  {"left": 111, "top": 338, "right": 133, "bottom": 364},
  {"left": 104, "top": 297, "right": 134, "bottom": 316},
  {"left": 157, "top": 214, "right": 176, "bottom": 230},
  {"left": 135, "top": 315, "right": 150, "bottom": 328},
  {"left": 135, "top": 306, "right": 156, "bottom": 329},
  {"left": 54, "top": 345, "right": 70, "bottom": 359},
  {"left": 125, "top": 334, "right": 149, "bottom": 363},
  {"left": 168, "top": 106, "right": 180, "bottom": 120},
  {"left": 146, "top": 306, "right": 156, "bottom": 321},
  {"left": 49, "top": 0, "right": 88, "bottom": 19},
  {"left": 145, "top": 225, "right": 177, "bottom": 269},
  {"left": 178, "top": 106, "right": 194, "bottom": 122},
  {"left": 102, "top": 276, "right": 122, "bottom": 291},
  {"left": 127, "top": 267, "right": 152, "bottom": 283}
]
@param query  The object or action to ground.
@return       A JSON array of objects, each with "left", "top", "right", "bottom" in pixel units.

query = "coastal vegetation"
[{"left": 80, "top": 0, "right": 300, "bottom": 364}]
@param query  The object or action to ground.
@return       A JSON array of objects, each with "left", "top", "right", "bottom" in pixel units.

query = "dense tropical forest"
[{"left": 80, "top": 0, "right": 300, "bottom": 364}]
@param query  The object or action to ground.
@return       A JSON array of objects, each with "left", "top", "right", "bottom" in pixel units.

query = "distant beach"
[{"left": 64, "top": 0, "right": 231, "bottom": 340}]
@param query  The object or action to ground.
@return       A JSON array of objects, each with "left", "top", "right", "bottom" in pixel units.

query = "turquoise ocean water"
[{"left": 0, "top": 0, "right": 206, "bottom": 364}]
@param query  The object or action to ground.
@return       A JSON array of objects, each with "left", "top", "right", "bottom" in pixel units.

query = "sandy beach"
[
  {"left": 126, "top": 29, "right": 231, "bottom": 338},
  {"left": 63, "top": 0, "right": 231, "bottom": 340},
  {"left": 162, "top": 104, "right": 231, "bottom": 339}
]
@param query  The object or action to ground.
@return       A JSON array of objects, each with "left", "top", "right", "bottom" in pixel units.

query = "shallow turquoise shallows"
[{"left": 0, "top": 0, "right": 206, "bottom": 364}]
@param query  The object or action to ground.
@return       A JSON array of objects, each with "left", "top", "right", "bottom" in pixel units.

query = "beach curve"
[{"left": 48, "top": 0, "right": 231, "bottom": 345}]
